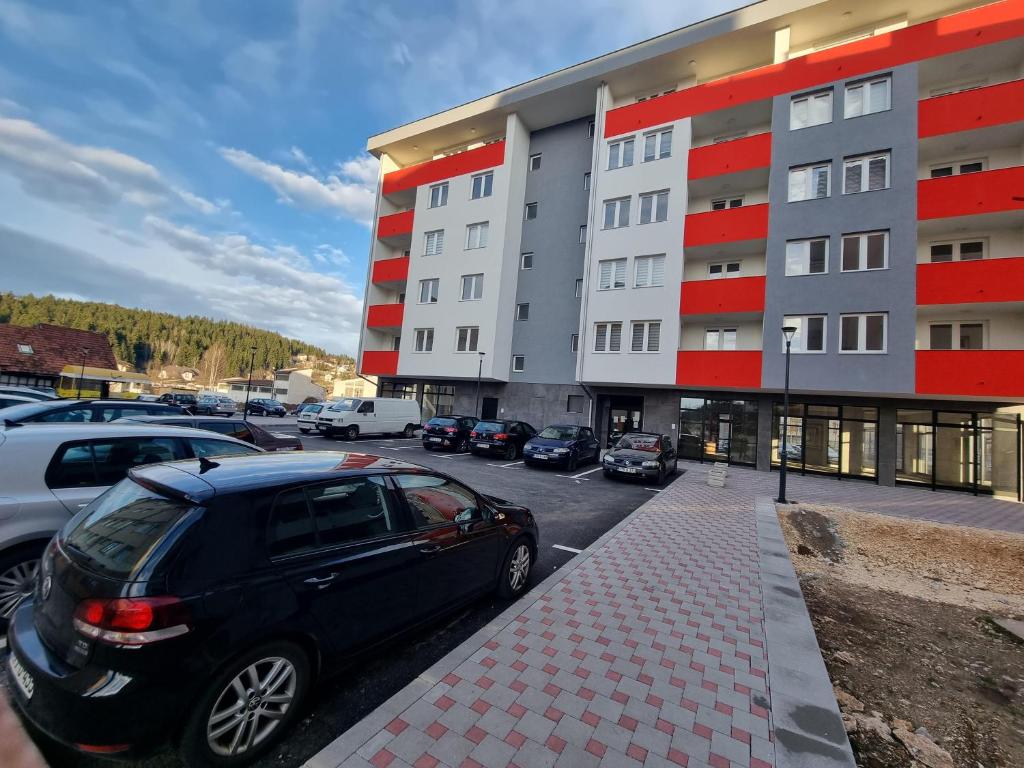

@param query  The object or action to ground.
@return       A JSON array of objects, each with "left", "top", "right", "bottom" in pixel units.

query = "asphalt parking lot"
[{"left": 22, "top": 415, "right": 670, "bottom": 768}]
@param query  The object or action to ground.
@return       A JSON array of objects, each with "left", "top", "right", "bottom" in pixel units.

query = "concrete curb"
[
  {"left": 304, "top": 471, "right": 683, "bottom": 768},
  {"left": 755, "top": 497, "right": 856, "bottom": 768}
]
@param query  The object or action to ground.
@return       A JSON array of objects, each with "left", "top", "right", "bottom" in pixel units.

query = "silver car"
[
  {"left": 0, "top": 422, "right": 262, "bottom": 624},
  {"left": 195, "top": 394, "right": 237, "bottom": 416}
]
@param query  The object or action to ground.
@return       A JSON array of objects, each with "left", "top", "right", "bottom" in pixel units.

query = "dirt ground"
[{"left": 779, "top": 504, "right": 1024, "bottom": 768}]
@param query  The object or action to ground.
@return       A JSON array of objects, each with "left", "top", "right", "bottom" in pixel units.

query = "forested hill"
[{"left": 0, "top": 292, "right": 352, "bottom": 378}]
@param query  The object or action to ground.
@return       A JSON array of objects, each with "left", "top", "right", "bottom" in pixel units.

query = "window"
[
  {"left": 587, "top": 121, "right": 595, "bottom": 138},
  {"left": 607, "top": 137, "right": 635, "bottom": 170},
  {"left": 460, "top": 273, "right": 483, "bottom": 301},
  {"left": 579, "top": 225, "right": 587, "bottom": 243},
  {"left": 711, "top": 197, "right": 743, "bottom": 210},
  {"left": 785, "top": 238, "right": 828, "bottom": 276},
  {"left": 456, "top": 326, "right": 480, "bottom": 352},
  {"left": 630, "top": 321, "right": 661, "bottom": 352},
  {"left": 525, "top": 202, "right": 538, "bottom": 220},
  {"left": 47, "top": 437, "right": 184, "bottom": 489},
  {"left": 566, "top": 394, "right": 584, "bottom": 413},
  {"left": 708, "top": 262, "right": 741, "bottom": 279},
  {"left": 392, "top": 336, "right": 401, "bottom": 351},
  {"left": 428, "top": 182, "right": 448, "bottom": 208},
  {"left": 602, "top": 197, "right": 630, "bottom": 229},
  {"left": 396, "top": 474, "right": 479, "bottom": 527},
  {"left": 597, "top": 258, "right": 626, "bottom": 290},
  {"left": 643, "top": 128, "right": 672, "bottom": 161},
  {"left": 634, "top": 255, "right": 665, "bottom": 288},
  {"left": 414, "top": 328, "right": 434, "bottom": 352},
  {"left": 840, "top": 313, "right": 887, "bottom": 353},
  {"left": 929, "top": 322, "right": 984, "bottom": 350},
  {"left": 424, "top": 229, "right": 444, "bottom": 256},
  {"left": 593, "top": 322, "right": 622, "bottom": 352},
  {"left": 783, "top": 315, "right": 826, "bottom": 353},
  {"left": 639, "top": 190, "right": 669, "bottom": 224},
  {"left": 570, "top": 334, "right": 579, "bottom": 352},
  {"left": 929, "top": 159, "right": 986, "bottom": 178},
  {"left": 788, "top": 163, "right": 830, "bottom": 201},
  {"left": 929, "top": 239, "right": 985, "bottom": 263},
  {"left": 465, "top": 221, "right": 489, "bottom": 249},
  {"left": 844, "top": 76, "right": 890, "bottom": 118},
  {"left": 471, "top": 171, "right": 493, "bottom": 199},
  {"left": 520, "top": 252, "right": 533, "bottom": 270},
  {"left": 267, "top": 490, "right": 316, "bottom": 558},
  {"left": 516, "top": 303, "right": 530, "bottom": 321},
  {"left": 512, "top": 355, "right": 525, "bottom": 372},
  {"left": 529, "top": 153, "right": 542, "bottom": 171},
  {"left": 790, "top": 89, "right": 832, "bottom": 129},
  {"left": 575, "top": 278, "right": 583, "bottom": 298},
  {"left": 843, "top": 152, "right": 890, "bottom": 193},
  {"left": 307, "top": 477, "right": 394, "bottom": 547},
  {"left": 17, "top": 344, "right": 32, "bottom": 354},
  {"left": 583, "top": 172, "right": 591, "bottom": 190},
  {"left": 418, "top": 278, "right": 439, "bottom": 304},
  {"left": 841, "top": 231, "right": 889, "bottom": 271},
  {"left": 704, "top": 328, "right": 737, "bottom": 351}
]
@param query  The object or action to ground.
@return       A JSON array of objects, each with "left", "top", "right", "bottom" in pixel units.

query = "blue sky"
[{"left": 0, "top": 0, "right": 740, "bottom": 355}]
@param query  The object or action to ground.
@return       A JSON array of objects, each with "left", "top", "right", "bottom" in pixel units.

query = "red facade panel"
[
  {"left": 377, "top": 210, "right": 414, "bottom": 239},
  {"left": 917, "top": 258, "right": 1024, "bottom": 305},
  {"left": 371, "top": 256, "right": 410, "bottom": 285},
  {"left": 916, "top": 350, "right": 1024, "bottom": 398},
  {"left": 382, "top": 141, "right": 506, "bottom": 196},
  {"left": 684, "top": 204, "right": 769, "bottom": 248},
  {"left": 687, "top": 134, "right": 771, "bottom": 180},
  {"left": 366, "top": 304, "right": 405, "bottom": 328},
  {"left": 918, "top": 166, "right": 1024, "bottom": 220},
  {"left": 919, "top": 79, "right": 1024, "bottom": 138},
  {"left": 361, "top": 350, "right": 399, "bottom": 377},
  {"left": 680, "top": 276, "right": 766, "bottom": 315},
  {"left": 676, "top": 350, "right": 762, "bottom": 389},
  {"left": 605, "top": 0, "right": 1024, "bottom": 137}
]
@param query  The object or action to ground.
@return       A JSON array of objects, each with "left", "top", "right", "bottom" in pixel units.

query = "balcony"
[
  {"left": 676, "top": 350, "right": 762, "bottom": 389},
  {"left": 919, "top": 79, "right": 1024, "bottom": 139},
  {"left": 680, "top": 276, "right": 765, "bottom": 316},
  {"left": 684, "top": 203, "right": 769, "bottom": 249},
  {"left": 382, "top": 141, "right": 505, "bottom": 196},
  {"left": 688, "top": 133, "right": 771, "bottom": 180},
  {"left": 917, "top": 257, "right": 1024, "bottom": 305},
  {"left": 916, "top": 350, "right": 1024, "bottom": 398},
  {"left": 377, "top": 210, "right": 414, "bottom": 240},
  {"left": 371, "top": 256, "right": 410, "bottom": 286},
  {"left": 366, "top": 303, "right": 404, "bottom": 331},
  {"left": 918, "top": 166, "right": 1024, "bottom": 220},
  {"left": 361, "top": 350, "right": 399, "bottom": 377}
]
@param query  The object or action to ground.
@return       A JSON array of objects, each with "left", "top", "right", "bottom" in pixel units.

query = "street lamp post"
[
  {"left": 474, "top": 352, "right": 485, "bottom": 418},
  {"left": 76, "top": 348, "right": 87, "bottom": 400},
  {"left": 777, "top": 326, "right": 798, "bottom": 504},
  {"left": 243, "top": 345, "right": 257, "bottom": 418}
]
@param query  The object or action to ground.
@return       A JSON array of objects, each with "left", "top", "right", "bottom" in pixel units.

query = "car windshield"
[
  {"left": 266, "top": 400, "right": 282, "bottom": 407},
  {"left": 428, "top": 417, "right": 458, "bottom": 426},
  {"left": 329, "top": 398, "right": 359, "bottom": 411},
  {"left": 474, "top": 421, "right": 506, "bottom": 434},
  {"left": 538, "top": 426, "right": 579, "bottom": 440},
  {"left": 615, "top": 434, "right": 661, "bottom": 452},
  {"left": 303, "top": 404, "right": 323, "bottom": 414},
  {"left": 60, "top": 479, "right": 196, "bottom": 580}
]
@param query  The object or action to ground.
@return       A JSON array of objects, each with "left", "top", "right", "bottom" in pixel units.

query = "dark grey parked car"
[{"left": 602, "top": 432, "right": 678, "bottom": 484}]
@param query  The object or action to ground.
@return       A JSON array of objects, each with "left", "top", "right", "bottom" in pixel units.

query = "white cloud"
[
  {"left": 289, "top": 145, "right": 316, "bottom": 172},
  {"left": 175, "top": 188, "right": 223, "bottom": 215},
  {"left": 219, "top": 146, "right": 378, "bottom": 225}
]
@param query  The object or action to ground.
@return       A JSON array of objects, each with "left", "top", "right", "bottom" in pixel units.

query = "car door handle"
[{"left": 303, "top": 573, "right": 337, "bottom": 585}]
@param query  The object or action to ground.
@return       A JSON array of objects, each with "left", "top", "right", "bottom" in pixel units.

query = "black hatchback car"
[
  {"left": 246, "top": 398, "right": 287, "bottom": 417},
  {"left": 422, "top": 415, "right": 478, "bottom": 452},
  {"left": 8, "top": 452, "right": 538, "bottom": 766},
  {"left": 157, "top": 393, "right": 198, "bottom": 413},
  {"left": 469, "top": 420, "right": 537, "bottom": 460},
  {"left": 601, "top": 431, "right": 679, "bottom": 484}
]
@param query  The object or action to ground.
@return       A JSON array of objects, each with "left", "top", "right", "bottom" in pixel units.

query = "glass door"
[{"left": 607, "top": 396, "right": 644, "bottom": 447}]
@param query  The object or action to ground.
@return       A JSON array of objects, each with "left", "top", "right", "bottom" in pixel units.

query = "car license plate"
[
  {"left": 429, "top": 437, "right": 442, "bottom": 442},
  {"left": 617, "top": 466, "right": 639, "bottom": 474},
  {"left": 474, "top": 441, "right": 489, "bottom": 448},
  {"left": 533, "top": 454, "right": 548, "bottom": 460},
  {"left": 8, "top": 653, "right": 34, "bottom": 700}
]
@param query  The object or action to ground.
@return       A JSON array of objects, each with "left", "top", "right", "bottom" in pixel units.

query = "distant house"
[
  {"left": 273, "top": 368, "right": 326, "bottom": 405},
  {"left": 158, "top": 365, "right": 200, "bottom": 384},
  {"left": 217, "top": 377, "right": 275, "bottom": 402},
  {"left": 333, "top": 375, "right": 378, "bottom": 399}
]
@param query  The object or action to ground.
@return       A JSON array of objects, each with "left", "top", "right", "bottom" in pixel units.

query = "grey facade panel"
[
  {"left": 454, "top": 381, "right": 590, "bottom": 429},
  {"left": 510, "top": 117, "right": 593, "bottom": 385},
  {"left": 762, "top": 64, "right": 918, "bottom": 395}
]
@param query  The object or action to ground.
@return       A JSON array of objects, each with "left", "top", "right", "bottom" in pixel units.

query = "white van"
[{"left": 316, "top": 397, "right": 422, "bottom": 440}]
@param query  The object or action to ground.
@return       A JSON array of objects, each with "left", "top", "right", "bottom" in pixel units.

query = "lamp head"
[{"left": 781, "top": 325, "right": 798, "bottom": 343}]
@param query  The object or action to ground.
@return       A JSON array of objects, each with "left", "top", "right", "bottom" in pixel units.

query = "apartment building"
[{"left": 359, "top": 0, "right": 1024, "bottom": 500}]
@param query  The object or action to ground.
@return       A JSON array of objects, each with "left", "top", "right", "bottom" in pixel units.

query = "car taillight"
[
  {"left": 73, "top": 597, "right": 190, "bottom": 646},
  {"left": 470, "top": 431, "right": 478, "bottom": 438},
  {"left": 443, "top": 427, "right": 457, "bottom": 434},
  {"left": 494, "top": 433, "right": 509, "bottom": 441}
]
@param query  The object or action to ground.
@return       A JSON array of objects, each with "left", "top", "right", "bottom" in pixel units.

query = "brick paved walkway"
[{"left": 309, "top": 468, "right": 852, "bottom": 768}]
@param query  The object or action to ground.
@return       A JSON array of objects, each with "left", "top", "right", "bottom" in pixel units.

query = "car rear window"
[
  {"left": 61, "top": 480, "right": 196, "bottom": 579},
  {"left": 474, "top": 421, "right": 505, "bottom": 433},
  {"left": 616, "top": 435, "right": 661, "bottom": 452},
  {"left": 46, "top": 438, "right": 185, "bottom": 488},
  {"left": 427, "top": 417, "right": 458, "bottom": 427}
]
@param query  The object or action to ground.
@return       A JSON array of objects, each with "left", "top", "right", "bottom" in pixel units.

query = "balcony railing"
[
  {"left": 917, "top": 257, "right": 1024, "bottom": 305},
  {"left": 919, "top": 79, "right": 1024, "bottom": 138},
  {"left": 680, "top": 276, "right": 765, "bottom": 315},
  {"left": 684, "top": 204, "right": 769, "bottom": 248},
  {"left": 382, "top": 141, "right": 506, "bottom": 196},
  {"left": 361, "top": 350, "right": 399, "bottom": 376},
  {"left": 377, "top": 210, "right": 414, "bottom": 239},
  {"left": 371, "top": 256, "right": 410, "bottom": 285},
  {"left": 916, "top": 350, "right": 1024, "bottom": 398},
  {"left": 918, "top": 166, "right": 1024, "bottom": 220},
  {"left": 366, "top": 303, "right": 404, "bottom": 329},
  {"left": 676, "top": 350, "right": 762, "bottom": 389},
  {"left": 688, "top": 133, "right": 771, "bottom": 180}
]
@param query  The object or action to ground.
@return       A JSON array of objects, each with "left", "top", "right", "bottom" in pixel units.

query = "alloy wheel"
[
  {"left": 207, "top": 657, "right": 297, "bottom": 757},
  {"left": 508, "top": 544, "right": 530, "bottom": 592},
  {"left": 0, "top": 559, "right": 39, "bottom": 619}
]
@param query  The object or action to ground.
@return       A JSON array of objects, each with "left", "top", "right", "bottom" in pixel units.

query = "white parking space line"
[
  {"left": 552, "top": 544, "right": 583, "bottom": 554},
  {"left": 438, "top": 453, "right": 473, "bottom": 459},
  {"left": 644, "top": 487, "right": 663, "bottom": 492},
  {"left": 486, "top": 461, "right": 525, "bottom": 468},
  {"left": 555, "top": 475, "right": 589, "bottom": 481},
  {"left": 569, "top": 466, "right": 604, "bottom": 479}
]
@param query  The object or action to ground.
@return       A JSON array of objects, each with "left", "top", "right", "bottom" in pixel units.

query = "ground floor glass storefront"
[
  {"left": 679, "top": 398, "right": 759, "bottom": 465},
  {"left": 378, "top": 381, "right": 455, "bottom": 421},
  {"left": 770, "top": 404, "right": 878, "bottom": 480}
]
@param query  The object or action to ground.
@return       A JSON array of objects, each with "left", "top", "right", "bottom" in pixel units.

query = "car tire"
[
  {"left": 504, "top": 443, "right": 518, "bottom": 461},
  {"left": 0, "top": 542, "right": 46, "bottom": 630},
  {"left": 496, "top": 538, "right": 532, "bottom": 600},
  {"left": 656, "top": 465, "right": 666, "bottom": 485},
  {"left": 603, "top": 470, "right": 614, "bottom": 479},
  {"left": 423, "top": 443, "right": 433, "bottom": 451},
  {"left": 344, "top": 425, "right": 359, "bottom": 441},
  {"left": 299, "top": 428, "right": 309, "bottom": 434},
  {"left": 178, "top": 640, "right": 311, "bottom": 768},
  {"left": 402, "top": 424, "right": 415, "bottom": 439},
  {"left": 566, "top": 454, "right": 578, "bottom": 472}
]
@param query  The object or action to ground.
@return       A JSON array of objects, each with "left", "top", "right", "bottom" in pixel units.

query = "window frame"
[
  {"left": 634, "top": 254, "right": 666, "bottom": 288},
  {"left": 782, "top": 315, "right": 827, "bottom": 354},
  {"left": 788, "top": 163, "right": 831, "bottom": 202},
  {"left": 455, "top": 326, "right": 480, "bottom": 353},
  {"left": 928, "top": 321, "right": 986, "bottom": 351},
  {"left": 630, "top": 320, "right": 661, "bottom": 353},
  {"left": 570, "top": 334, "right": 579, "bottom": 353},
  {"left": 574, "top": 278, "right": 583, "bottom": 298},
  {"left": 602, "top": 197, "right": 631, "bottom": 229},
  {"left": 642, "top": 128, "right": 673, "bottom": 162},
  {"left": 842, "top": 152, "right": 890, "bottom": 194},
  {"left": 520, "top": 252, "right": 533, "bottom": 270},
  {"left": 583, "top": 172, "right": 591, "bottom": 190},
  {"left": 928, "top": 238, "right": 986, "bottom": 263},
  {"left": 790, "top": 88, "right": 833, "bottom": 130},
  {"left": 464, "top": 221, "right": 489, "bottom": 250},
  {"left": 638, "top": 190, "right": 669, "bottom": 224},
  {"left": 413, "top": 327, "right": 434, "bottom": 353},
  {"left": 785, "top": 238, "right": 829, "bottom": 277},
  {"left": 525, "top": 202, "right": 538, "bottom": 220},
  {"left": 470, "top": 171, "right": 493, "bottom": 200},
  {"left": 428, "top": 182, "right": 449, "bottom": 208},
  {"left": 423, "top": 229, "right": 444, "bottom": 256},
  {"left": 515, "top": 303, "right": 530, "bottom": 321},
  {"left": 708, "top": 261, "right": 742, "bottom": 279},
  {"left": 460, "top": 273, "right": 484, "bottom": 302},
  {"left": 417, "top": 278, "right": 439, "bottom": 304},
  {"left": 593, "top": 322, "right": 623, "bottom": 353},
  {"left": 528, "top": 153, "right": 542, "bottom": 171},
  {"left": 711, "top": 196, "right": 744, "bottom": 211},
  {"left": 512, "top": 354, "right": 526, "bottom": 372},
  {"left": 844, "top": 75, "right": 891, "bottom": 119},
  {"left": 597, "top": 258, "right": 627, "bottom": 291},
  {"left": 703, "top": 327, "right": 738, "bottom": 352},
  {"left": 578, "top": 225, "right": 587, "bottom": 244},
  {"left": 607, "top": 137, "right": 635, "bottom": 170},
  {"left": 839, "top": 312, "right": 888, "bottom": 354},
  {"left": 841, "top": 230, "right": 890, "bottom": 272}
]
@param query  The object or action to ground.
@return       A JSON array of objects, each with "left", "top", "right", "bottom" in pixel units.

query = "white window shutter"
[
  {"left": 648, "top": 323, "right": 661, "bottom": 351},
  {"left": 631, "top": 323, "right": 645, "bottom": 351},
  {"left": 788, "top": 169, "right": 806, "bottom": 201},
  {"left": 635, "top": 258, "right": 650, "bottom": 287},
  {"left": 651, "top": 256, "right": 665, "bottom": 286},
  {"left": 609, "top": 323, "right": 622, "bottom": 351}
]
